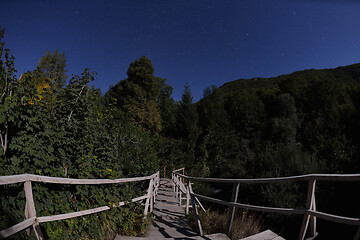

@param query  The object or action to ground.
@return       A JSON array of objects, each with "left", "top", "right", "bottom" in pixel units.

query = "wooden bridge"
[{"left": 1, "top": 168, "right": 360, "bottom": 239}]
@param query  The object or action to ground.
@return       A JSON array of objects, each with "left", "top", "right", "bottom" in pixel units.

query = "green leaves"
[
  {"left": 0, "top": 42, "right": 157, "bottom": 238},
  {"left": 105, "top": 56, "right": 168, "bottom": 133}
]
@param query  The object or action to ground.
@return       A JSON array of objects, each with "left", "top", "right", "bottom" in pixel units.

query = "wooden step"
[{"left": 240, "top": 229, "right": 285, "bottom": 240}]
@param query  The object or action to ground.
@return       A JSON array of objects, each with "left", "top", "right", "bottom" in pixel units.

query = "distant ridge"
[{"left": 218, "top": 63, "right": 360, "bottom": 94}]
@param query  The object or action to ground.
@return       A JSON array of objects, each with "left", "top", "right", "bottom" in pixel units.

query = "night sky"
[{"left": 1, "top": 0, "right": 360, "bottom": 101}]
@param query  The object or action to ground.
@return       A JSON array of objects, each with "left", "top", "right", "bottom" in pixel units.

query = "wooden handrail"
[
  {"left": 173, "top": 172, "right": 360, "bottom": 183},
  {"left": 0, "top": 172, "right": 158, "bottom": 185},
  {"left": 0, "top": 217, "right": 36, "bottom": 239},
  {"left": 191, "top": 192, "right": 360, "bottom": 226},
  {"left": 0, "top": 171, "right": 160, "bottom": 240},
  {"left": 172, "top": 169, "right": 360, "bottom": 240},
  {"left": 172, "top": 167, "right": 185, "bottom": 173}
]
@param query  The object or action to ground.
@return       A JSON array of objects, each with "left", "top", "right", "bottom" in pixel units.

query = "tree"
[
  {"left": 225, "top": 91, "right": 265, "bottom": 139},
  {"left": 270, "top": 93, "right": 298, "bottom": 144},
  {"left": 157, "top": 77, "right": 176, "bottom": 135},
  {"left": 33, "top": 49, "right": 67, "bottom": 91},
  {"left": 106, "top": 56, "right": 165, "bottom": 133},
  {"left": 175, "top": 83, "right": 199, "bottom": 143},
  {"left": 0, "top": 27, "right": 17, "bottom": 155},
  {"left": 202, "top": 84, "right": 218, "bottom": 99},
  {"left": 126, "top": 56, "right": 158, "bottom": 100}
]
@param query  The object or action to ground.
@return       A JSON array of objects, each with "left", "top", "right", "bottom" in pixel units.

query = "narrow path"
[
  {"left": 115, "top": 178, "right": 229, "bottom": 240},
  {"left": 146, "top": 178, "right": 199, "bottom": 239}
]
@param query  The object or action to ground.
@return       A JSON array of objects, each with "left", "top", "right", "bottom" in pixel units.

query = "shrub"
[{"left": 186, "top": 207, "right": 264, "bottom": 240}]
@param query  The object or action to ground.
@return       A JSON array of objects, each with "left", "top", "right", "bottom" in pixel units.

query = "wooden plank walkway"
[
  {"left": 115, "top": 178, "right": 229, "bottom": 240},
  {"left": 239, "top": 230, "right": 285, "bottom": 240},
  {"left": 115, "top": 178, "right": 285, "bottom": 240}
]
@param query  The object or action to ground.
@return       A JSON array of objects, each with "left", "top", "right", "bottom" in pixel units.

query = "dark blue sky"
[{"left": 1, "top": 0, "right": 360, "bottom": 101}]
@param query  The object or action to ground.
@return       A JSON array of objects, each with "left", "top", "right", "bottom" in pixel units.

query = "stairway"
[{"left": 115, "top": 178, "right": 230, "bottom": 240}]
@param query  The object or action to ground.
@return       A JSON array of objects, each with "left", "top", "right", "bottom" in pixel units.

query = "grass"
[{"left": 186, "top": 207, "right": 264, "bottom": 240}]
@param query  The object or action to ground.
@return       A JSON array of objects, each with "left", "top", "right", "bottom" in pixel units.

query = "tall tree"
[
  {"left": 157, "top": 77, "right": 176, "bottom": 135},
  {"left": 0, "top": 27, "right": 17, "bottom": 155},
  {"left": 33, "top": 49, "right": 67, "bottom": 92},
  {"left": 175, "top": 83, "right": 199, "bottom": 142},
  {"left": 106, "top": 56, "right": 169, "bottom": 133}
]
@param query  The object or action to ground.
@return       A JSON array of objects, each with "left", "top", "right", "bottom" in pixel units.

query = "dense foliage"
[
  {"left": 173, "top": 64, "right": 360, "bottom": 239},
  {"left": 1, "top": 23, "right": 360, "bottom": 239},
  {"left": 0, "top": 28, "right": 158, "bottom": 239}
]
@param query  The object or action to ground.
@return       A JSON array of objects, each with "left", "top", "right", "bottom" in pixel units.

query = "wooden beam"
[
  {"left": 39, "top": 194, "right": 148, "bottom": 224},
  {"left": 172, "top": 167, "right": 185, "bottom": 173},
  {"left": 143, "top": 178, "right": 154, "bottom": 217},
  {"left": 226, "top": 183, "right": 240, "bottom": 235},
  {"left": 194, "top": 197, "right": 206, "bottom": 213},
  {"left": 24, "top": 181, "right": 44, "bottom": 240},
  {"left": 193, "top": 192, "right": 306, "bottom": 215},
  {"left": 186, "top": 181, "right": 190, "bottom": 215},
  {"left": 38, "top": 206, "right": 110, "bottom": 223},
  {"left": 299, "top": 179, "right": 316, "bottom": 240},
  {"left": 189, "top": 182, "right": 203, "bottom": 236},
  {"left": 173, "top": 173, "right": 360, "bottom": 184},
  {"left": 307, "top": 210, "right": 360, "bottom": 226},
  {"left": 0, "top": 217, "right": 36, "bottom": 239},
  {"left": 193, "top": 191, "right": 360, "bottom": 225},
  {"left": 0, "top": 174, "right": 29, "bottom": 185},
  {"left": 0, "top": 172, "right": 158, "bottom": 186},
  {"left": 354, "top": 226, "right": 360, "bottom": 240},
  {"left": 310, "top": 193, "right": 317, "bottom": 237}
]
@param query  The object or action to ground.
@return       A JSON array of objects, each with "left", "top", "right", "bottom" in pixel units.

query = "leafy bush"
[{"left": 0, "top": 30, "right": 159, "bottom": 238}]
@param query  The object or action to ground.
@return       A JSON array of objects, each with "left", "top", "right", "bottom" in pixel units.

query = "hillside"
[
  {"left": 190, "top": 63, "right": 360, "bottom": 239},
  {"left": 218, "top": 63, "right": 360, "bottom": 94}
]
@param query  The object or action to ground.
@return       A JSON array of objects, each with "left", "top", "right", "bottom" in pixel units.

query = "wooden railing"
[
  {"left": 0, "top": 171, "right": 160, "bottom": 239},
  {"left": 172, "top": 169, "right": 360, "bottom": 240}
]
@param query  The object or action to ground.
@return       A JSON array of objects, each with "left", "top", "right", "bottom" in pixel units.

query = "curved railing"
[
  {"left": 0, "top": 171, "right": 160, "bottom": 239},
  {"left": 172, "top": 168, "right": 360, "bottom": 240}
]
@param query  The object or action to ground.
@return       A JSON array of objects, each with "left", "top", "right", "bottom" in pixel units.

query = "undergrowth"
[{"left": 186, "top": 208, "right": 264, "bottom": 240}]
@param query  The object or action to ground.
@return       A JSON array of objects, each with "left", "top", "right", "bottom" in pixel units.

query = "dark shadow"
[
  {"left": 157, "top": 199, "right": 179, "bottom": 205},
  {"left": 154, "top": 208, "right": 184, "bottom": 218},
  {"left": 152, "top": 218, "right": 198, "bottom": 238}
]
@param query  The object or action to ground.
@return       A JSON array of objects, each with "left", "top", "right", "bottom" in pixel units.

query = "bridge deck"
[{"left": 115, "top": 178, "right": 229, "bottom": 240}]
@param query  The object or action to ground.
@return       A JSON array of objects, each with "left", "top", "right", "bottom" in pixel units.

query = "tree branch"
[{"left": 67, "top": 84, "right": 86, "bottom": 122}]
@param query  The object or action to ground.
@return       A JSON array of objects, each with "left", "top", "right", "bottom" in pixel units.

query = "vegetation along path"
[{"left": 115, "top": 178, "right": 230, "bottom": 240}]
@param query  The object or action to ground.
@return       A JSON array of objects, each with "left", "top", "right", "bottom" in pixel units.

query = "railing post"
[
  {"left": 175, "top": 175, "right": 179, "bottom": 198},
  {"left": 172, "top": 173, "right": 175, "bottom": 192},
  {"left": 24, "top": 181, "right": 44, "bottom": 240},
  {"left": 179, "top": 177, "right": 182, "bottom": 205},
  {"left": 188, "top": 180, "right": 203, "bottom": 236},
  {"left": 24, "top": 200, "right": 30, "bottom": 236},
  {"left": 151, "top": 175, "right": 157, "bottom": 212},
  {"left": 150, "top": 187, "right": 154, "bottom": 213},
  {"left": 226, "top": 182, "right": 240, "bottom": 235},
  {"left": 310, "top": 191, "right": 316, "bottom": 237},
  {"left": 186, "top": 180, "right": 190, "bottom": 214},
  {"left": 144, "top": 178, "right": 154, "bottom": 217},
  {"left": 153, "top": 172, "right": 159, "bottom": 203},
  {"left": 298, "top": 179, "right": 317, "bottom": 240},
  {"left": 354, "top": 226, "right": 360, "bottom": 240},
  {"left": 182, "top": 168, "right": 185, "bottom": 183}
]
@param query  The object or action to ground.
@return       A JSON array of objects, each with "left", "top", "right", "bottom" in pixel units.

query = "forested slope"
[{"left": 183, "top": 63, "right": 360, "bottom": 239}]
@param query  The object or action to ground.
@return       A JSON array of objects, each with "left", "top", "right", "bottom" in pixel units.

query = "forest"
[{"left": 1, "top": 25, "right": 360, "bottom": 239}]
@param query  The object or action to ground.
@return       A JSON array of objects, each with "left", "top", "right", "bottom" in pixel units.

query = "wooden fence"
[
  {"left": 172, "top": 168, "right": 360, "bottom": 240},
  {"left": 0, "top": 171, "right": 160, "bottom": 239}
]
